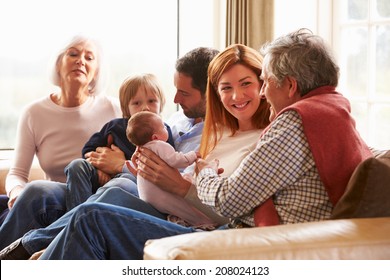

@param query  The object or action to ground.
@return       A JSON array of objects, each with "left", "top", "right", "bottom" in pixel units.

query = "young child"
[
  {"left": 126, "top": 111, "right": 199, "bottom": 217},
  {"left": 65, "top": 74, "right": 174, "bottom": 210}
]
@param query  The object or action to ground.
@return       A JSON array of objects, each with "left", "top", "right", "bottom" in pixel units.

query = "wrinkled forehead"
[
  {"left": 68, "top": 40, "right": 98, "bottom": 55},
  {"left": 260, "top": 62, "right": 270, "bottom": 80},
  {"left": 261, "top": 54, "right": 272, "bottom": 75}
]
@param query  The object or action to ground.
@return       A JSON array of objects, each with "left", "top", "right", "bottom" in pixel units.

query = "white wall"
[{"left": 179, "top": 0, "right": 226, "bottom": 55}]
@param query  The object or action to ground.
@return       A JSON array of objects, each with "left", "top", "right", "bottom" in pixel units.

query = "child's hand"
[
  {"left": 97, "top": 170, "right": 111, "bottom": 186},
  {"left": 106, "top": 134, "right": 114, "bottom": 147}
]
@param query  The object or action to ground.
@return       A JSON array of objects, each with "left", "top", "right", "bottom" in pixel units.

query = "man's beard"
[{"left": 182, "top": 99, "right": 206, "bottom": 119}]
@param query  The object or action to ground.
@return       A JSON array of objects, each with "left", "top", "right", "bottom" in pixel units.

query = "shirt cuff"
[{"left": 198, "top": 167, "right": 217, "bottom": 178}]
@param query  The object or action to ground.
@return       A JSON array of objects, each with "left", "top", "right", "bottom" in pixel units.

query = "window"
[
  {"left": 333, "top": 0, "right": 390, "bottom": 150},
  {"left": 274, "top": 0, "right": 389, "bottom": 150},
  {"left": 0, "top": 0, "right": 222, "bottom": 150}
]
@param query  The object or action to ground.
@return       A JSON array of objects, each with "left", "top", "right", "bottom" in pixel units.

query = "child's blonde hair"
[{"left": 119, "top": 73, "right": 166, "bottom": 118}]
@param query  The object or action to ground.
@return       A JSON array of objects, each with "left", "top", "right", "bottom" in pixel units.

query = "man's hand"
[
  {"left": 135, "top": 147, "right": 192, "bottom": 197},
  {"left": 85, "top": 144, "right": 126, "bottom": 175},
  {"left": 195, "top": 158, "right": 224, "bottom": 175}
]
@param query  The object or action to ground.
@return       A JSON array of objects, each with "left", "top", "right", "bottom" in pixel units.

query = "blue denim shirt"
[{"left": 166, "top": 111, "right": 204, "bottom": 174}]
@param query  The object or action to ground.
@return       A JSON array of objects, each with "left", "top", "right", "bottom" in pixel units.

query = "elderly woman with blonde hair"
[{"left": 0, "top": 35, "right": 121, "bottom": 243}]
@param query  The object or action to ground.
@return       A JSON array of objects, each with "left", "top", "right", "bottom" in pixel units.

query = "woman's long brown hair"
[{"left": 199, "top": 44, "right": 270, "bottom": 158}]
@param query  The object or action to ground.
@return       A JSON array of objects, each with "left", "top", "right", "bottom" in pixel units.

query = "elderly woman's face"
[{"left": 58, "top": 41, "right": 98, "bottom": 89}]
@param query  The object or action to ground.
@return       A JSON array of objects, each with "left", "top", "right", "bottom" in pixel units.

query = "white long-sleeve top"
[
  {"left": 139, "top": 129, "right": 262, "bottom": 227},
  {"left": 5, "top": 94, "right": 121, "bottom": 196}
]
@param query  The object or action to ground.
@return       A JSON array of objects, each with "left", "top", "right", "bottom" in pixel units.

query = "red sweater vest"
[{"left": 254, "top": 86, "right": 372, "bottom": 227}]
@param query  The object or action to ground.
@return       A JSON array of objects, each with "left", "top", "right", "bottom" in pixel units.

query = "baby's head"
[
  {"left": 127, "top": 111, "right": 168, "bottom": 146},
  {"left": 119, "top": 73, "right": 166, "bottom": 118}
]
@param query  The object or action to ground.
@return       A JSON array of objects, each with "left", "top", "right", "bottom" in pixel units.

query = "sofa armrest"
[
  {"left": 0, "top": 160, "right": 45, "bottom": 195},
  {"left": 144, "top": 217, "right": 390, "bottom": 260}
]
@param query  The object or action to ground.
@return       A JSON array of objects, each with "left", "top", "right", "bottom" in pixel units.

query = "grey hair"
[
  {"left": 50, "top": 35, "right": 107, "bottom": 95},
  {"left": 260, "top": 28, "right": 340, "bottom": 96}
]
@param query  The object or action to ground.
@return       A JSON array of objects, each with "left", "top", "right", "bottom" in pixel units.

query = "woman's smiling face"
[{"left": 217, "top": 63, "right": 262, "bottom": 131}]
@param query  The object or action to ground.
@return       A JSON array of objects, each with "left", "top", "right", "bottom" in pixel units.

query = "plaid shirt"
[{"left": 196, "top": 110, "right": 333, "bottom": 227}]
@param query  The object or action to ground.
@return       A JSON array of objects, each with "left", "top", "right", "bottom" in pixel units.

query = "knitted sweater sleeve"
[{"left": 5, "top": 107, "right": 37, "bottom": 195}]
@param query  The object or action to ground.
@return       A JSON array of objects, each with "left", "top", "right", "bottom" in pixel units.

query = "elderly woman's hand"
[
  {"left": 7, "top": 185, "right": 24, "bottom": 209},
  {"left": 135, "top": 147, "right": 192, "bottom": 197}
]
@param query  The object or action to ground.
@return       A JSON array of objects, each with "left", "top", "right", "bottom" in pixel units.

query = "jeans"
[
  {"left": 65, "top": 159, "right": 138, "bottom": 210},
  {"left": 40, "top": 202, "right": 197, "bottom": 260},
  {"left": 22, "top": 186, "right": 166, "bottom": 254},
  {"left": 0, "top": 195, "right": 10, "bottom": 226},
  {"left": 0, "top": 174, "right": 138, "bottom": 251},
  {"left": 65, "top": 158, "right": 99, "bottom": 210},
  {"left": 0, "top": 180, "right": 67, "bottom": 250}
]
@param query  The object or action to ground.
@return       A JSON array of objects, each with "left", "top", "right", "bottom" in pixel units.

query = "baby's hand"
[
  {"left": 126, "top": 147, "right": 140, "bottom": 176},
  {"left": 126, "top": 160, "right": 137, "bottom": 176}
]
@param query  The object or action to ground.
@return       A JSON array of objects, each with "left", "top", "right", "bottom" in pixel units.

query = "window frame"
[
  {"left": 332, "top": 0, "right": 390, "bottom": 149},
  {"left": 0, "top": 0, "right": 225, "bottom": 152}
]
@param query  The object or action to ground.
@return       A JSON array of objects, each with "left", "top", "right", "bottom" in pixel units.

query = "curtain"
[{"left": 226, "top": 0, "right": 274, "bottom": 50}]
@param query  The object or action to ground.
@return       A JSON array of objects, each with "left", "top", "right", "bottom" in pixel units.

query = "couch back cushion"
[{"left": 331, "top": 150, "right": 390, "bottom": 219}]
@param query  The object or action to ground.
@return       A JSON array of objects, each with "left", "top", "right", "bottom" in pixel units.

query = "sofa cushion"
[
  {"left": 0, "top": 161, "right": 45, "bottom": 195},
  {"left": 144, "top": 217, "right": 390, "bottom": 260},
  {"left": 331, "top": 150, "right": 390, "bottom": 219}
]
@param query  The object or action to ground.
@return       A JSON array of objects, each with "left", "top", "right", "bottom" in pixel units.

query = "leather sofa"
[
  {"left": 1, "top": 151, "right": 389, "bottom": 260},
  {"left": 144, "top": 217, "right": 390, "bottom": 260},
  {"left": 0, "top": 157, "right": 44, "bottom": 195},
  {"left": 144, "top": 150, "right": 390, "bottom": 260}
]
